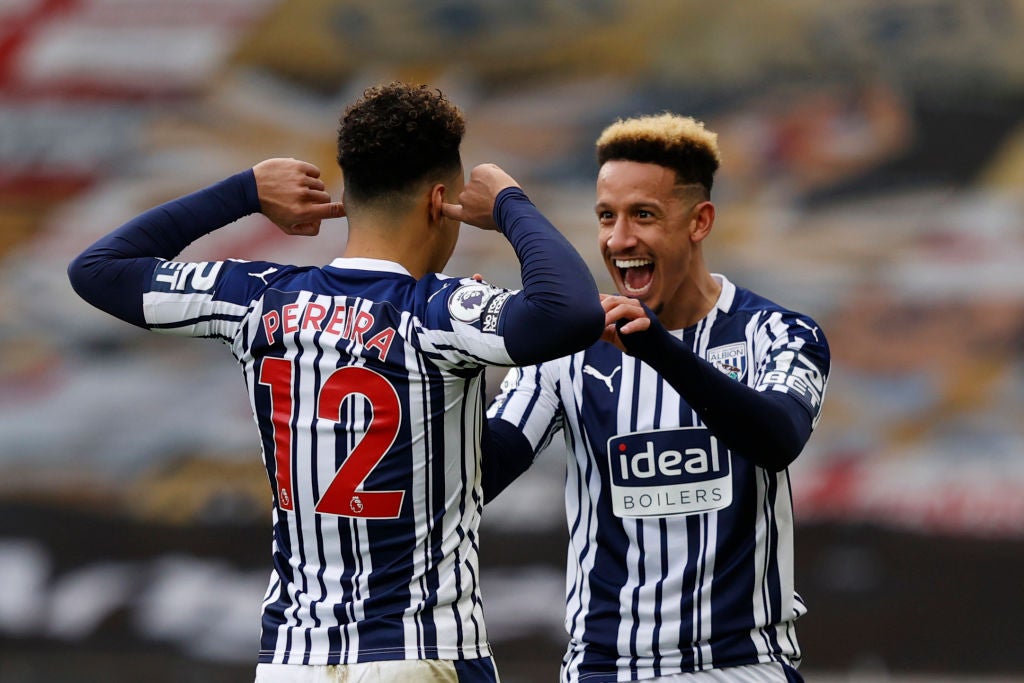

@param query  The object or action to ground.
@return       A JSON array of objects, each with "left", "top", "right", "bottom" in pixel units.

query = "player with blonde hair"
[{"left": 484, "top": 112, "right": 830, "bottom": 683}]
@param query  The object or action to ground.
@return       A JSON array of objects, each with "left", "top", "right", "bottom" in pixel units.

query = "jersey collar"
[
  {"left": 327, "top": 257, "right": 412, "bottom": 277},
  {"left": 711, "top": 273, "right": 736, "bottom": 314}
]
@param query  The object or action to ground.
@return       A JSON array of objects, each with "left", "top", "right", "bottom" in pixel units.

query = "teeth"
[{"left": 614, "top": 258, "right": 652, "bottom": 268}]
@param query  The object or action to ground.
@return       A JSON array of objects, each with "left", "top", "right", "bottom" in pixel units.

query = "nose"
[{"left": 604, "top": 216, "right": 636, "bottom": 253}]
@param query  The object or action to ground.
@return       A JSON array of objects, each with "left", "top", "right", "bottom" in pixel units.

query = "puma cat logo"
[
  {"left": 249, "top": 267, "right": 278, "bottom": 285},
  {"left": 796, "top": 319, "right": 820, "bottom": 341},
  {"left": 583, "top": 364, "right": 621, "bottom": 392}
]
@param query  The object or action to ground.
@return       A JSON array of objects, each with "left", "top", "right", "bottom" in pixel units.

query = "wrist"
[
  {"left": 239, "top": 168, "right": 262, "bottom": 215},
  {"left": 620, "top": 317, "right": 673, "bottom": 360},
  {"left": 492, "top": 186, "right": 531, "bottom": 235}
]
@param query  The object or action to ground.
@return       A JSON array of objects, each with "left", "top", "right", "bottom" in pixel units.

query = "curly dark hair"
[{"left": 337, "top": 81, "right": 465, "bottom": 203}]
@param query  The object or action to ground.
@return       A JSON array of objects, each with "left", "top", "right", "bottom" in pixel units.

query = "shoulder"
[
  {"left": 149, "top": 257, "right": 294, "bottom": 294},
  {"left": 719, "top": 279, "right": 830, "bottom": 369},
  {"left": 419, "top": 274, "right": 514, "bottom": 328},
  {"left": 727, "top": 280, "right": 825, "bottom": 334},
  {"left": 727, "top": 280, "right": 792, "bottom": 318}
]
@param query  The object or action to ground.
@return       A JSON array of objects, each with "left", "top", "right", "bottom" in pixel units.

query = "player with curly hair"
[
  {"left": 68, "top": 81, "right": 605, "bottom": 683},
  {"left": 484, "top": 112, "right": 831, "bottom": 683}
]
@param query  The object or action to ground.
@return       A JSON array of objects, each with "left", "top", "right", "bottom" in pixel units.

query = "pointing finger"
[
  {"left": 307, "top": 201, "right": 346, "bottom": 220},
  {"left": 440, "top": 202, "right": 464, "bottom": 222}
]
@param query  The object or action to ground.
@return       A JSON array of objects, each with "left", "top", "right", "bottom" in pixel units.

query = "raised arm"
[
  {"left": 443, "top": 163, "right": 604, "bottom": 365},
  {"left": 67, "top": 158, "right": 343, "bottom": 327}
]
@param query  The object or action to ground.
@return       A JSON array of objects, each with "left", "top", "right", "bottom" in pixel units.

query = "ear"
[
  {"left": 428, "top": 183, "right": 447, "bottom": 225},
  {"left": 690, "top": 201, "right": 715, "bottom": 243}
]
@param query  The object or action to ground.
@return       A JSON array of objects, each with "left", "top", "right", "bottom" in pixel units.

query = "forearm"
[
  {"left": 480, "top": 417, "right": 537, "bottom": 504},
  {"left": 67, "top": 170, "right": 260, "bottom": 326},
  {"left": 493, "top": 188, "right": 604, "bottom": 364},
  {"left": 621, "top": 322, "right": 812, "bottom": 471}
]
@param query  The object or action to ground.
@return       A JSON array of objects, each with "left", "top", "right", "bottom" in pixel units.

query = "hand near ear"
[
  {"left": 253, "top": 158, "right": 345, "bottom": 236},
  {"left": 441, "top": 163, "right": 520, "bottom": 231}
]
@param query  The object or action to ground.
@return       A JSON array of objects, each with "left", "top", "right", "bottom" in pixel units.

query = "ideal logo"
[
  {"left": 607, "top": 427, "right": 732, "bottom": 518},
  {"left": 153, "top": 260, "right": 222, "bottom": 293}
]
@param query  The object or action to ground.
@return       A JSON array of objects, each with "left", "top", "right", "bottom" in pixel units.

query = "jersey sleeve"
[
  {"left": 67, "top": 169, "right": 261, "bottom": 330},
  {"left": 752, "top": 310, "right": 831, "bottom": 428},
  {"left": 412, "top": 187, "right": 604, "bottom": 371},
  {"left": 480, "top": 362, "right": 565, "bottom": 502},
  {"left": 486, "top": 362, "right": 564, "bottom": 453},
  {"left": 617, "top": 303, "right": 828, "bottom": 471},
  {"left": 412, "top": 276, "right": 519, "bottom": 369},
  {"left": 142, "top": 258, "right": 286, "bottom": 342},
  {"left": 487, "top": 188, "right": 604, "bottom": 365}
]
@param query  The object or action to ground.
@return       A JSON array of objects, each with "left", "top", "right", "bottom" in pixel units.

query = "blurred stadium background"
[{"left": 2, "top": 0, "right": 1024, "bottom": 681}]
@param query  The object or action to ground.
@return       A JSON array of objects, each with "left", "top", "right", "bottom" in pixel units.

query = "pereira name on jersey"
[
  {"left": 488, "top": 275, "right": 830, "bottom": 681},
  {"left": 144, "top": 255, "right": 517, "bottom": 665}
]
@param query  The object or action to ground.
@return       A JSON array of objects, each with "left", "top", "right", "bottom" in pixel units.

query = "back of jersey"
[{"left": 149, "top": 256, "right": 517, "bottom": 666}]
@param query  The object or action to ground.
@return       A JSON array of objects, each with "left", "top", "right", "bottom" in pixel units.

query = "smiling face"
[{"left": 596, "top": 160, "right": 713, "bottom": 329}]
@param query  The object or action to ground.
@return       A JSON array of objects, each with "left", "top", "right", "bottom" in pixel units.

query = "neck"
[
  {"left": 342, "top": 210, "right": 442, "bottom": 280},
  {"left": 659, "top": 265, "right": 721, "bottom": 331}
]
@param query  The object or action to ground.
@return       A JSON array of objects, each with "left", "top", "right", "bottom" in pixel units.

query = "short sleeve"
[
  {"left": 414, "top": 276, "right": 519, "bottom": 369},
  {"left": 752, "top": 311, "right": 830, "bottom": 427},
  {"left": 487, "top": 362, "right": 564, "bottom": 453},
  {"left": 143, "top": 258, "right": 281, "bottom": 342}
]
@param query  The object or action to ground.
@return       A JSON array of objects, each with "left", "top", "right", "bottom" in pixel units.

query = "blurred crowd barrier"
[{"left": 2, "top": 1, "right": 1024, "bottom": 681}]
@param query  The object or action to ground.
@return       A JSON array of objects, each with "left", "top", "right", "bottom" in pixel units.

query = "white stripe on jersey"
[
  {"left": 691, "top": 315, "right": 717, "bottom": 672},
  {"left": 560, "top": 356, "right": 602, "bottom": 683},
  {"left": 403, "top": 334, "right": 433, "bottom": 654},
  {"left": 446, "top": 319, "right": 514, "bottom": 365},
  {"left": 613, "top": 357, "right": 641, "bottom": 671},
  {"left": 693, "top": 513, "right": 716, "bottom": 670},
  {"left": 143, "top": 290, "right": 248, "bottom": 337}
]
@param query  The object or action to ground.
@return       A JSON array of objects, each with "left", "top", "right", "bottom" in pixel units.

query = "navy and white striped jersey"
[
  {"left": 68, "top": 170, "right": 604, "bottom": 671},
  {"left": 143, "top": 255, "right": 525, "bottom": 665},
  {"left": 488, "top": 275, "right": 830, "bottom": 682}
]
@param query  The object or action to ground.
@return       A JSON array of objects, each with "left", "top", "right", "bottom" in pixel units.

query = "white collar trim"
[{"left": 327, "top": 257, "right": 412, "bottom": 277}]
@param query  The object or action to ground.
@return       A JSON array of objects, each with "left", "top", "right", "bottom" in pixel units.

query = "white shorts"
[
  {"left": 254, "top": 658, "right": 500, "bottom": 683},
  {"left": 645, "top": 662, "right": 802, "bottom": 683}
]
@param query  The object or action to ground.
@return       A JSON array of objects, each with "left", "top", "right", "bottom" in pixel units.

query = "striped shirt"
[
  {"left": 68, "top": 170, "right": 603, "bottom": 669},
  {"left": 488, "top": 275, "right": 830, "bottom": 682},
  {"left": 144, "top": 255, "right": 518, "bottom": 664}
]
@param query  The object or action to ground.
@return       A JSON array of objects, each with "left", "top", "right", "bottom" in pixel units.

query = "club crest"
[{"left": 706, "top": 342, "right": 747, "bottom": 381}]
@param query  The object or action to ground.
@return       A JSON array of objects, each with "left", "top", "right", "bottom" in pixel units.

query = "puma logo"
[
  {"left": 796, "top": 319, "right": 820, "bottom": 342},
  {"left": 249, "top": 267, "right": 278, "bottom": 285},
  {"left": 583, "top": 364, "right": 620, "bottom": 392}
]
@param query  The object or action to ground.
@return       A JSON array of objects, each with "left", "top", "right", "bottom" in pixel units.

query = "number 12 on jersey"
[{"left": 258, "top": 358, "right": 405, "bottom": 519}]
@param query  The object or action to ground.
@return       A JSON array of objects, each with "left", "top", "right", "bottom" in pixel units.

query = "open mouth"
[{"left": 615, "top": 258, "right": 654, "bottom": 295}]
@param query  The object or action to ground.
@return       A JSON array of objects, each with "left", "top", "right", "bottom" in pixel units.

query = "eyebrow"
[{"left": 594, "top": 201, "right": 665, "bottom": 215}]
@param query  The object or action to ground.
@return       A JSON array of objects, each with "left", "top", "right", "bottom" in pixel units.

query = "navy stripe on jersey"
[{"left": 489, "top": 275, "right": 829, "bottom": 682}]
